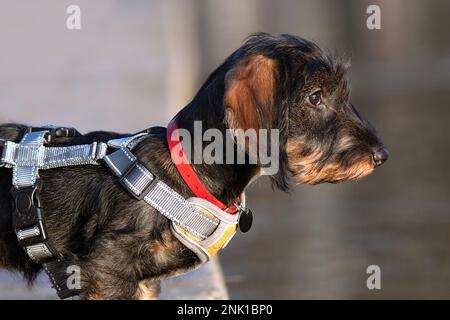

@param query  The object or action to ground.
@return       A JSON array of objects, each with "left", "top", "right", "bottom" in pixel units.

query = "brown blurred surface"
[{"left": 0, "top": 0, "right": 449, "bottom": 299}]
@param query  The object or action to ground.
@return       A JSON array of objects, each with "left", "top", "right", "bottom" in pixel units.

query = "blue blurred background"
[{"left": 0, "top": 0, "right": 450, "bottom": 299}]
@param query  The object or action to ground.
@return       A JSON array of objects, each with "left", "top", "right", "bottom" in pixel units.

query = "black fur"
[{"left": 0, "top": 33, "right": 387, "bottom": 299}]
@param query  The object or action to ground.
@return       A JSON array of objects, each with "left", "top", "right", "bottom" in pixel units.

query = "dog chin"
[{"left": 291, "top": 164, "right": 375, "bottom": 185}]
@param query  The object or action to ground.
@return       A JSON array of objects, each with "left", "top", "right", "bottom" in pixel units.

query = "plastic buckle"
[
  {"left": 119, "top": 161, "right": 159, "bottom": 200},
  {"left": 27, "top": 126, "right": 81, "bottom": 143},
  {"left": 11, "top": 180, "right": 47, "bottom": 246},
  {"left": 47, "top": 127, "right": 81, "bottom": 143}
]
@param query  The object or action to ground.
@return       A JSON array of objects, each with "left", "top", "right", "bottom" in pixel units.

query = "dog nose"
[{"left": 372, "top": 147, "right": 389, "bottom": 167}]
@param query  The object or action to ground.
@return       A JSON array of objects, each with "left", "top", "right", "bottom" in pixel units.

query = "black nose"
[{"left": 372, "top": 147, "right": 389, "bottom": 167}]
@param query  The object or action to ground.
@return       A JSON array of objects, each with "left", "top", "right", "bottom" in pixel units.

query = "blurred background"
[{"left": 0, "top": 0, "right": 450, "bottom": 299}]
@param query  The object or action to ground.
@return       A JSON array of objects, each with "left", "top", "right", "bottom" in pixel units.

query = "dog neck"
[{"left": 170, "top": 88, "right": 261, "bottom": 207}]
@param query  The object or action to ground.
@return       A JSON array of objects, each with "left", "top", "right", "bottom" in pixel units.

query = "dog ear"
[
  {"left": 224, "top": 54, "right": 290, "bottom": 192},
  {"left": 224, "top": 54, "right": 278, "bottom": 131}
]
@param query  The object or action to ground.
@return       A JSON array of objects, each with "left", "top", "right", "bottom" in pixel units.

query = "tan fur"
[
  {"left": 83, "top": 291, "right": 105, "bottom": 300},
  {"left": 224, "top": 54, "right": 277, "bottom": 131},
  {"left": 286, "top": 139, "right": 374, "bottom": 184},
  {"left": 146, "top": 229, "right": 177, "bottom": 266},
  {"left": 137, "top": 281, "right": 159, "bottom": 300}
]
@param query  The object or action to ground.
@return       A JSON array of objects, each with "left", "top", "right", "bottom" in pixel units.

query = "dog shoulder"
[{"left": 0, "top": 123, "right": 28, "bottom": 144}]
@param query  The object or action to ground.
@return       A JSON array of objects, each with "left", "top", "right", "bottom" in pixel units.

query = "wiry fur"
[{"left": 0, "top": 33, "right": 387, "bottom": 299}]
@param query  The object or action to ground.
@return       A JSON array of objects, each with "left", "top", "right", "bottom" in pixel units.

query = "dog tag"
[{"left": 238, "top": 207, "right": 253, "bottom": 233}]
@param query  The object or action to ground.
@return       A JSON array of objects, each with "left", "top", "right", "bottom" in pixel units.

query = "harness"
[{"left": 0, "top": 122, "right": 253, "bottom": 299}]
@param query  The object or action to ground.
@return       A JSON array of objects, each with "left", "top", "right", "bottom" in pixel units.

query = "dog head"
[{"left": 223, "top": 33, "right": 388, "bottom": 189}]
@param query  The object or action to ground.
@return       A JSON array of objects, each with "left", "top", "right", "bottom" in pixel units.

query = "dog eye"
[{"left": 308, "top": 91, "right": 322, "bottom": 106}]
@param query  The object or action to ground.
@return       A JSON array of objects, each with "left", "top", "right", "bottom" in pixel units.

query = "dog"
[{"left": 0, "top": 33, "right": 388, "bottom": 299}]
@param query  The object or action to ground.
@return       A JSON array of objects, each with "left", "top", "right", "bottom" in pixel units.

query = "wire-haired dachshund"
[{"left": 0, "top": 33, "right": 388, "bottom": 299}]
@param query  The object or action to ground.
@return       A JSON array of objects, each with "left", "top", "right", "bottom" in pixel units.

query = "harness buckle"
[
  {"left": 119, "top": 160, "right": 160, "bottom": 200},
  {"left": 47, "top": 127, "right": 81, "bottom": 143},
  {"left": 11, "top": 180, "right": 48, "bottom": 247},
  {"left": 27, "top": 126, "right": 81, "bottom": 144}
]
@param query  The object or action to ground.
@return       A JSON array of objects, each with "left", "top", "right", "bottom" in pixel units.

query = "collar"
[{"left": 166, "top": 118, "right": 239, "bottom": 214}]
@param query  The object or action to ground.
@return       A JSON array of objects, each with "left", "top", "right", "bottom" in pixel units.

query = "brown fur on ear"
[{"left": 224, "top": 54, "right": 277, "bottom": 131}]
